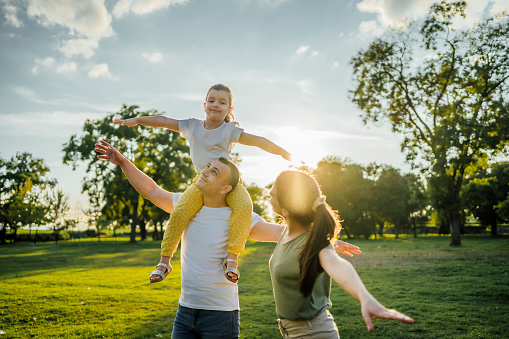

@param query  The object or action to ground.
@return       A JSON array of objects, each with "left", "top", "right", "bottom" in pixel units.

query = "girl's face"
[{"left": 204, "top": 89, "right": 233, "bottom": 123}]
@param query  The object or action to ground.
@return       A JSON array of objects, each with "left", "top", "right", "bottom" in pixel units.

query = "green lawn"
[{"left": 1, "top": 235, "right": 508, "bottom": 338}]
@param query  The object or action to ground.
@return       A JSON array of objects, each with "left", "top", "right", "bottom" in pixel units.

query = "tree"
[
  {"left": 373, "top": 167, "right": 411, "bottom": 238},
  {"left": 350, "top": 1, "right": 509, "bottom": 245},
  {"left": 0, "top": 152, "right": 56, "bottom": 244},
  {"left": 314, "top": 157, "right": 376, "bottom": 239},
  {"left": 462, "top": 163, "right": 509, "bottom": 236},
  {"left": 44, "top": 187, "right": 71, "bottom": 243},
  {"left": 63, "top": 105, "right": 194, "bottom": 243},
  {"left": 405, "top": 173, "right": 429, "bottom": 237},
  {"left": 245, "top": 182, "right": 271, "bottom": 221},
  {"left": 8, "top": 178, "right": 47, "bottom": 244}
]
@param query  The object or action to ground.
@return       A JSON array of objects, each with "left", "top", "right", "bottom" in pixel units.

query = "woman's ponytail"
[
  {"left": 298, "top": 204, "right": 339, "bottom": 297},
  {"left": 273, "top": 171, "right": 341, "bottom": 298}
]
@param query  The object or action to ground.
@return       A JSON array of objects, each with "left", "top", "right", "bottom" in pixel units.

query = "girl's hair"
[
  {"left": 274, "top": 170, "right": 341, "bottom": 297},
  {"left": 207, "top": 84, "right": 235, "bottom": 123}
]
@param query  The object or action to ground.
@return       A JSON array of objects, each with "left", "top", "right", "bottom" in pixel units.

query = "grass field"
[{"left": 1, "top": 235, "right": 508, "bottom": 338}]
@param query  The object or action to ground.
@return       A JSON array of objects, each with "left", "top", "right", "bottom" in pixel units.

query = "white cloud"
[
  {"left": 59, "top": 39, "right": 99, "bottom": 58},
  {"left": 26, "top": 0, "right": 113, "bottom": 40},
  {"left": 142, "top": 52, "right": 163, "bottom": 63},
  {"left": 57, "top": 62, "right": 77, "bottom": 73},
  {"left": 297, "top": 80, "right": 312, "bottom": 95},
  {"left": 311, "top": 51, "right": 319, "bottom": 57},
  {"left": 359, "top": 20, "right": 385, "bottom": 37},
  {"left": 88, "top": 63, "right": 111, "bottom": 78},
  {"left": 357, "top": 0, "right": 509, "bottom": 29},
  {"left": 32, "top": 57, "right": 56, "bottom": 74},
  {"left": 113, "top": 0, "right": 132, "bottom": 18},
  {"left": 332, "top": 62, "right": 339, "bottom": 69},
  {"left": 13, "top": 85, "right": 38, "bottom": 99},
  {"left": 114, "top": 0, "right": 189, "bottom": 18},
  {"left": 13, "top": 0, "right": 113, "bottom": 58},
  {"left": 357, "top": 0, "right": 434, "bottom": 27},
  {"left": 296, "top": 45, "right": 310, "bottom": 54},
  {"left": 2, "top": 1, "right": 23, "bottom": 27}
]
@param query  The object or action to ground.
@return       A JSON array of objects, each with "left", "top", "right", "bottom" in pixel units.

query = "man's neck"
[{"left": 203, "top": 194, "right": 229, "bottom": 208}]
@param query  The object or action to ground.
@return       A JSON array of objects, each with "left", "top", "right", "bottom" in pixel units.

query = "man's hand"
[
  {"left": 333, "top": 239, "right": 361, "bottom": 257},
  {"left": 114, "top": 118, "right": 138, "bottom": 127},
  {"left": 95, "top": 140, "right": 125, "bottom": 166}
]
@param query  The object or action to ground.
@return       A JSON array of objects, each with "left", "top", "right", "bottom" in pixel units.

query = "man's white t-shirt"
[
  {"left": 178, "top": 118, "right": 244, "bottom": 172},
  {"left": 173, "top": 193, "right": 262, "bottom": 311}
]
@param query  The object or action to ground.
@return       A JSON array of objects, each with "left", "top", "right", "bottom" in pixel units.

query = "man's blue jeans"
[{"left": 171, "top": 304, "right": 240, "bottom": 339}]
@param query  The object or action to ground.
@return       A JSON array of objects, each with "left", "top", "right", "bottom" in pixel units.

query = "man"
[{"left": 94, "top": 140, "right": 360, "bottom": 338}]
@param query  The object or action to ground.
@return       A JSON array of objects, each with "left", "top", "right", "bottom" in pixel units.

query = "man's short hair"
[{"left": 218, "top": 157, "right": 240, "bottom": 190}]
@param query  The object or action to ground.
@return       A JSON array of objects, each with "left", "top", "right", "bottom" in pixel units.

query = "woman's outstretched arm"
[{"left": 319, "top": 248, "right": 414, "bottom": 331}]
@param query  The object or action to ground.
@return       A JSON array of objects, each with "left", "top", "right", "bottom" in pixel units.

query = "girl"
[
  {"left": 265, "top": 170, "right": 414, "bottom": 338},
  {"left": 115, "top": 84, "right": 291, "bottom": 284}
]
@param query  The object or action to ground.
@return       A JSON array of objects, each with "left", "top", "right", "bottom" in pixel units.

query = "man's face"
[{"left": 195, "top": 160, "right": 233, "bottom": 196}]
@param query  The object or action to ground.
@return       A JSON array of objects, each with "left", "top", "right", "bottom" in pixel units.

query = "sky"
[{"left": 1, "top": 0, "right": 508, "bottom": 213}]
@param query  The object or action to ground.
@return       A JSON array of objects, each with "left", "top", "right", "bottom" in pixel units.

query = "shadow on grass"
[{"left": 0, "top": 240, "right": 178, "bottom": 279}]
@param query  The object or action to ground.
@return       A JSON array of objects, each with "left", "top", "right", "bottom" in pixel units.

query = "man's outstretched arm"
[{"left": 95, "top": 140, "right": 175, "bottom": 214}]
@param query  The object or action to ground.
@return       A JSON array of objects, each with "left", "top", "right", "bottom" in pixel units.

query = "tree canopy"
[
  {"left": 62, "top": 105, "right": 194, "bottom": 242},
  {"left": 350, "top": 1, "right": 509, "bottom": 245}
]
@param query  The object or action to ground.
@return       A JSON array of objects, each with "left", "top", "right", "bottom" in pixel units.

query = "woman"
[{"left": 259, "top": 170, "right": 414, "bottom": 338}]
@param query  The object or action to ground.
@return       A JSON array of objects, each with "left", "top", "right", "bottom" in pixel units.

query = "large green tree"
[
  {"left": 350, "top": 1, "right": 509, "bottom": 245},
  {"left": 314, "top": 157, "right": 376, "bottom": 239},
  {"left": 373, "top": 167, "right": 411, "bottom": 238},
  {"left": 44, "top": 187, "right": 71, "bottom": 243},
  {"left": 0, "top": 153, "right": 56, "bottom": 244},
  {"left": 63, "top": 105, "right": 194, "bottom": 243},
  {"left": 462, "top": 162, "right": 509, "bottom": 236}
]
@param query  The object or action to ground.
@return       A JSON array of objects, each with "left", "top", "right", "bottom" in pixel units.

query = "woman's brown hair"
[{"left": 274, "top": 170, "right": 341, "bottom": 297}]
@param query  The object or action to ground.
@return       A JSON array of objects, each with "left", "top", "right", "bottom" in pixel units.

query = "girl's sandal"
[
  {"left": 149, "top": 263, "right": 171, "bottom": 283},
  {"left": 222, "top": 258, "right": 240, "bottom": 283}
]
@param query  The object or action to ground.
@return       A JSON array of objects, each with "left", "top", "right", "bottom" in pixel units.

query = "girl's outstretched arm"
[
  {"left": 238, "top": 132, "right": 291, "bottom": 160},
  {"left": 319, "top": 248, "right": 414, "bottom": 332},
  {"left": 114, "top": 116, "right": 180, "bottom": 132}
]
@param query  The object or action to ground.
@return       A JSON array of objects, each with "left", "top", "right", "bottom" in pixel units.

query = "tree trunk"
[
  {"left": 130, "top": 201, "right": 139, "bottom": 243},
  {"left": 140, "top": 219, "right": 147, "bottom": 241},
  {"left": 378, "top": 222, "right": 384, "bottom": 236},
  {"left": 490, "top": 219, "right": 498, "bottom": 237},
  {"left": 0, "top": 226, "right": 6, "bottom": 245},
  {"left": 449, "top": 212, "right": 462, "bottom": 246},
  {"left": 394, "top": 224, "right": 399, "bottom": 239}
]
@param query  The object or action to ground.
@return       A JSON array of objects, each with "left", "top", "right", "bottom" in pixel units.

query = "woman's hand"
[
  {"left": 333, "top": 239, "right": 361, "bottom": 257},
  {"left": 361, "top": 294, "right": 414, "bottom": 331}
]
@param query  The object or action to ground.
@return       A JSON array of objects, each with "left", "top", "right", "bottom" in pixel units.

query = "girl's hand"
[
  {"left": 114, "top": 118, "right": 138, "bottom": 127},
  {"left": 281, "top": 151, "right": 292, "bottom": 161},
  {"left": 334, "top": 240, "right": 362, "bottom": 257},
  {"left": 95, "top": 140, "right": 125, "bottom": 166},
  {"left": 361, "top": 295, "right": 414, "bottom": 331}
]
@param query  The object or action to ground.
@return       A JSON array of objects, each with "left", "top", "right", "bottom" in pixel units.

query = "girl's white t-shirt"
[
  {"left": 173, "top": 193, "right": 263, "bottom": 311},
  {"left": 179, "top": 118, "right": 244, "bottom": 172}
]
